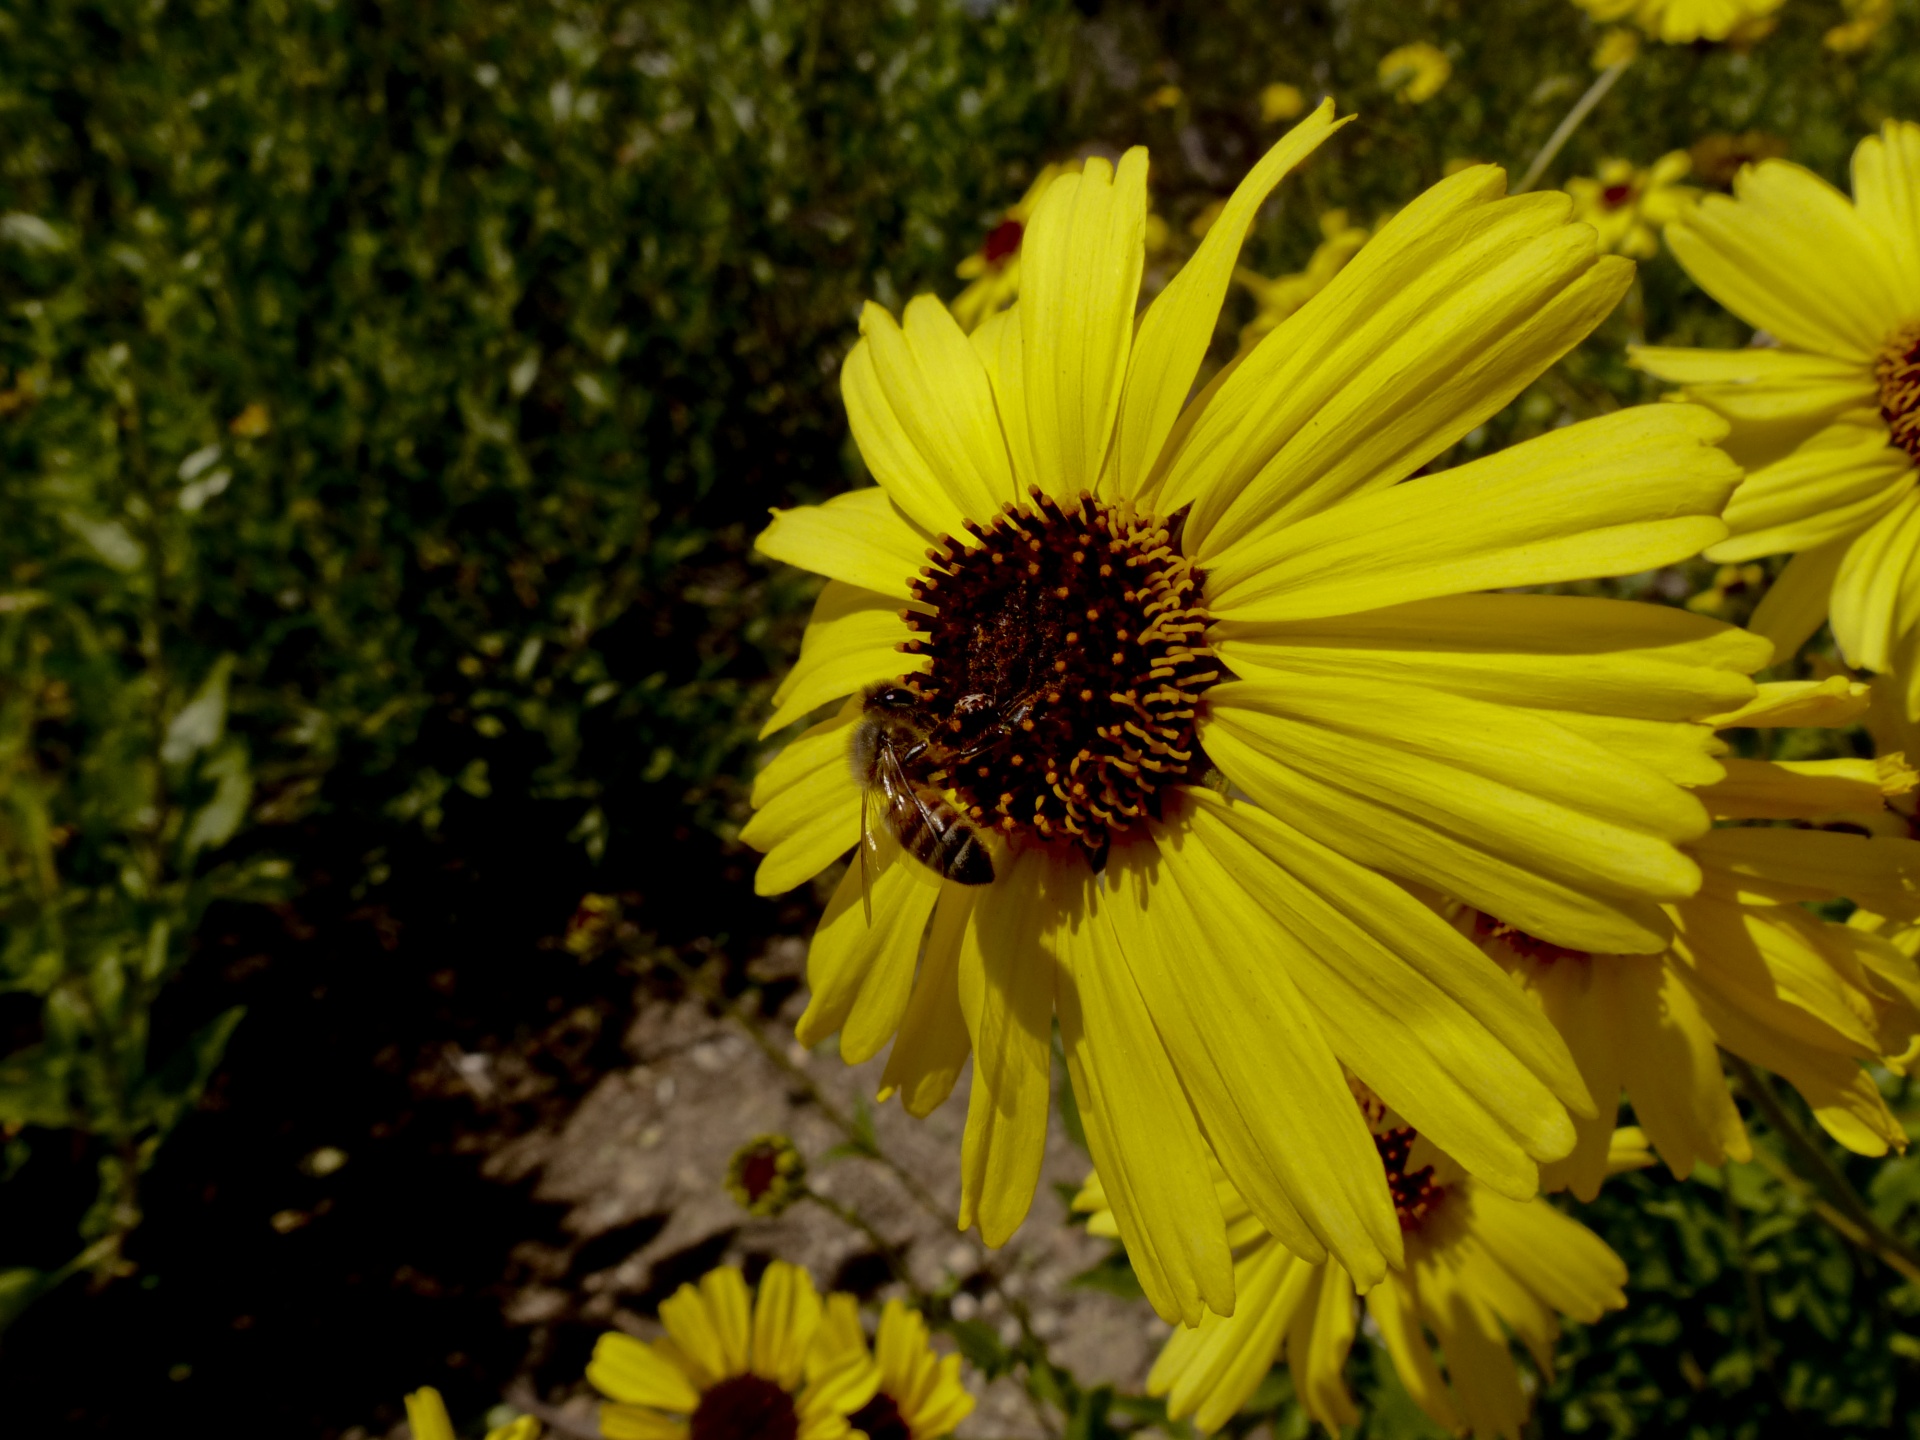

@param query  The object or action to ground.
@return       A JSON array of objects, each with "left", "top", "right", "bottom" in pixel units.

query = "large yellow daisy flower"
[
  {"left": 815, "top": 1295, "right": 974, "bottom": 1440},
  {"left": 587, "top": 1263, "right": 878, "bottom": 1440},
  {"left": 1074, "top": 1089, "right": 1629, "bottom": 1439},
  {"left": 1465, "top": 679, "right": 1920, "bottom": 1199},
  {"left": 1634, "top": 122, "right": 1920, "bottom": 711},
  {"left": 745, "top": 102, "right": 1760, "bottom": 1323},
  {"left": 1572, "top": 0, "right": 1785, "bottom": 43}
]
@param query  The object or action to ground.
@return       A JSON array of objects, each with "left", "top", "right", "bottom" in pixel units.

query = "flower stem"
[
  {"left": 1728, "top": 1054, "right": 1920, "bottom": 1284},
  {"left": 1514, "top": 58, "right": 1632, "bottom": 195}
]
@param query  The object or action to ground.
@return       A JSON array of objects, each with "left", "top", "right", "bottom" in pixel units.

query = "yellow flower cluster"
[{"left": 742, "top": 78, "right": 1920, "bottom": 1440}]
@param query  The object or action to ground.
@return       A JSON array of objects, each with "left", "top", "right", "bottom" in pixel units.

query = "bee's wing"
[
  {"left": 857, "top": 780, "right": 877, "bottom": 926},
  {"left": 879, "top": 740, "right": 955, "bottom": 847}
]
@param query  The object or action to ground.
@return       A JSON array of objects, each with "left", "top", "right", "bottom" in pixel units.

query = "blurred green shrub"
[{"left": 0, "top": 0, "right": 1070, "bottom": 1314}]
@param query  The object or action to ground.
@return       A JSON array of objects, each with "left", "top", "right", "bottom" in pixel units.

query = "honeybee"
[{"left": 850, "top": 684, "right": 994, "bottom": 920}]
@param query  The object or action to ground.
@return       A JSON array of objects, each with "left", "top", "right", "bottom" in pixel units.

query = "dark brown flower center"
[
  {"left": 691, "top": 1374, "right": 799, "bottom": 1440},
  {"left": 981, "top": 218, "right": 1024, "bottom": 267},
  {"left": 1600, "top": 181, "right": 1635, "bottom": 208},
  {"left": 895, "top": 487, "right": 1217, "bottom": 867},
  {"left": 849, "top": 1393, "right": 913, "bottom": 1440},
  {"left": 1878, "top": 318, "right": 1920, "bottom": 466},
  {"left": 1375, "top": 1125, "right": 1445, "bottom": 1234}
]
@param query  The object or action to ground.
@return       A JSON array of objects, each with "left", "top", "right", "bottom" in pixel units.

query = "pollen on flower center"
[
  {"left": 894, "top": 486, "right": 1218, "bottom": 867},
  {"left": 691, "top": 1374, "right": 799, "bottom": 1440},
  {"left": 1877, "top": 318, "right": 1920, "bottom": 465}
]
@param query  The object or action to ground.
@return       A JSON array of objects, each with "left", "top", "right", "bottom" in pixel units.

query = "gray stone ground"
[{"left": 470, "top": 936, "right": 1166, "bottom": 1439}]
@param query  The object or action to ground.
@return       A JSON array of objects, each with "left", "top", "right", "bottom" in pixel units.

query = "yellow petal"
[
  {"left": 1706, "top": 416, "right": 1914, "bottom": 563},
  {"left": 762, "top": 583, "right": 918, "bottom": 737},
  {"left": 587, "top": 1335, "right": 701, "bottom": 1413},
  {"left": 1018, "top": 150, "right": 1148, "bottom": 500},
  {"left": 1215, "top": 591, "right": 1766, "bottom": 721},
  {"left": 1114, "top": 815, "right": 1401, "bottom": 1280},
  {"left": 1154, "top": 163, "right": 1510, "bottom": 517},
  {"left": 1607, "top": 955, "right": 1747, "bottom": 1177},
  {"left": 1693, "top": 826, "right": 1920, "bottom": 919},
  {"left": 751, "top": 1261, "right": 822, "bottom": 1388},
  {"left": 405, "top": 1389, "right": 459, "bottom": 1440},
  {"left": 1180, "top": 791, "right": 1587, "bottom": 1191},
  {"left": 842, "top": 296, "right": 1016, "bottom": 535},
  {"left": 1176, "top": 185, "right": 1634, "bottom": 553},
  {"left": 756, "top": 488, "right": 932, "bottom": 600},
  {"left": 1523, "top": 958, "right": 1625, "bottom": 1203},
  {"left": 1289, "top": 1264, "right": 1359, "bottom": 1434},
  {"left": 1698, "top": 756, "right": 1895, "bottom": 820},
  {"left": 957, "top": 848, "right": 1056, "bottom": 1245},
  {"left": 970, "top": 307, "right": 1040, "bottom": 497},
  {"left": 1205, "top": 404, "right": 1737, "bottom": 620},
  {"left": 1054, "top": 868, "right": 1236, "bottom": 1324},
  {"left": 1708, "top": 675, "right": 1870, "bottom": 729},
  {"left": 1850, "top": 120, "right": 1920, "bottom": 314},
  {"left": 1631, "top": 344, "right": 1877, "bottom": 426},
  {"left": 1666, "top": 160, "right": 1905, "bottom": 363},
  {"left": 1207, "top": 679, "right": 1706, "bottom": 944},
  {"left": 743, "top": 702, "right": 862, "bottom": 896},
  {"left": 1364, "top": 1275, "right": 1458, "bottom": 1433},
  {"left": 1674, "top": 900, "right": 1882, "bottom": 1054},
  {"left": 1468, "top": 1189, "right": 1627, "bottom": 1323},
  {"left": 1411, "top": 1251, "right": 1525, "bottom": 1440},
  {"left": 795, "top": 838, "right": 942, "bottom": 1055},
  {"left": 1832, "top": 488, "right": 1920, "bottom": 673},
  {"left": 1151, "top": 1237, "right": 1314, "bottom": 1433},
  {"left": 876, "top": 886, "right": 974, "bottom": 1116},
  {"left": 660, "top": 1268, "right": 751, "bottom": 1387},
  {"left": 1110, "top": 104, "right": 1347, "bottom": 498}
]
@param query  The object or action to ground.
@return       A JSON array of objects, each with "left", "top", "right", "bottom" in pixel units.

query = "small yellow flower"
[
  {"left": 588, "top": 1263, "right": 879, "bottom": 1440},
  {"left": 1684, "top": 561, "right": 1768, "bottom": 615},
  {"left": 814, "top": 1296, "right": 975, "bottom": 1439},
  {"left": 950, "top": 162, "right": 1083, "bottom": 333},
  {"left": 1259, "top": 82, "right": 1306, "bottom": 123},
  {"left": 726, "top": 1134, "right": 807, "bottom": 1217},
  {"left": 1377, "top": 42, "right": 1450, "bottom": 103},
  {"left": 1572, "top": 0, "right": 1785, "bottom": 43},
  {"left": 404, "top": 1389, "right": 540, "bottom": 1440},
  {"left": 1827, "top": 0, "right": 1893, "bottom": 51},
  {"left": 1593, "top": 25, "right": 1642, "bottom": 66},
  {"left": 1233, "top": 208, "right": 1373, "bottom": 350},
  {"left": 1633, "top": 121, "right": 1920, "bottom": 712},
  {"left": 1076, "top": 1086, "right": 1628, "bottom": 1438},
  {"left": 1567, "top": 151, "right": 1699, "bottom": 258},
  {"left": 1145, "top": 84, "right": 1184, "bottom": 111},
  {"left": 1687, "top": 131, "right": 1789, "bottom": 189}
]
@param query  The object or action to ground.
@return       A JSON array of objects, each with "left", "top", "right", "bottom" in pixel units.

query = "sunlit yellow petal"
[
  {"left": 757, "top": 488, "right": 933, "bottom": 600},
  {"left": 1706, "top": 415, "right": 1913, "bottom": 563},
  {"left": 1019, "top": 150, "right": 1149, "bottom": 499},
  {"left": 876, "top": 886, "right": 975, "bottom": 1117},
  {"left": 1851, "top": 120, "right": 1920, "bottom": 314},
  {"left": 795, "top": 839, "right": 941, "bottom": 1057},
  {"left": 761, "top": 582, "right": 920, "bottom": 737},
  {"left": 956, "top": 849, "right": 1056, "bottom": 1246}
]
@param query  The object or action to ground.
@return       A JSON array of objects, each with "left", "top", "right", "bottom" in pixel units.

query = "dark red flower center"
[
  {"left": 1877, "top": 318, "right": 1920, "bottom": 465},
  {"left": 894, "top": 487, "right": 1218, "bottom": 867},
  {"left": 1600, "top": 181, "right": 1635, "bottom": 208},
  {"left": 1375, "top": 1125, "right": 1446, "bottom": 1233},
  {"left": 849, "top": 1393, "right": 913, "bottom": 1440},
  {"left": 691, "top": 1374, "right": 799, "bottom": 1440},
  {"left": 981, "top": 218, "right": 1024, "bottom": 267}
]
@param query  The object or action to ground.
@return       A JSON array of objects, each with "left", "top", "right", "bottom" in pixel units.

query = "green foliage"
[{"left": 0, "top": 0, "right": 1072, "bottom": 1314}]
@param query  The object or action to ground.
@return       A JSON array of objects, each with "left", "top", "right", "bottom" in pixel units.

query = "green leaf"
[
  {"left": 162, "top": 655, "right": 235, "bottom": 765},
  {"left": 0, "top": 1043, "right": 73, "bottom": 1128},
  {"left": 136, "top": 1005, "right": 244, "bottom": 1136},
  {"left": 0, "top": 1268, "right": 52, "bottom": 1333},
  {"left": 180, "top": 740, "right": 253, "bottom": 859}
]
